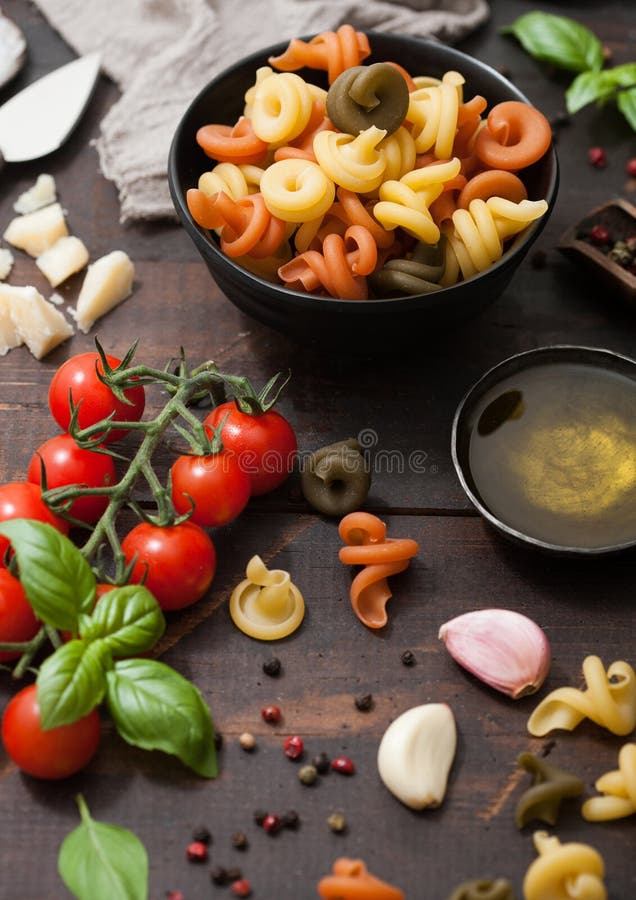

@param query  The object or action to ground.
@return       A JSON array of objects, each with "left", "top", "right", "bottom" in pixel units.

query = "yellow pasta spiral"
[
  {"left": 582, "top": 743, "right": 636, "bottom": 821},
  {"left": 260, "top": 157, "right": 335, "bottom": 222},
  {"left": 523, "top": 832, "right": 607, "bottom": 900},
  {"left": 313, "top": 126, "right": 387, "bottom": 193},
  {"left": 407, "top": 71, "right": 465, "bottom": 158},
  {"left": 229, "top": 555, "right": 305, "bottom": 640},
  {"left": 378, "top": 127, "right": 417, "bottom": 182},
  {"left": 527, "top": 655, "right": 636, "bottom": 737},
  {"left": 198, "top": 162, "right": 264, "bottom": 200},
  {"left": 251, "top": 71, "right": 314, "bottom": 144}
]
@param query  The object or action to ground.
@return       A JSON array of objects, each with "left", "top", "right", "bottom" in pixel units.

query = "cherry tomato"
[
  {"left": 48, "top": 352, "right": 145, "bottom": 443},
  {"left": 170, "top": 450, "right": 251, "bottom": 528},
  {"left": 0, "top": 570, "right": 39, "bottom": 662},
  {"left": 121, "top": 521, "right": 216, "bottom": 611},
  {"left": 203, "top": 403, "right": 297, "bottom": 496},
  {"left": 0, "top": 481, "right": 69, "bottom": 566},
  {"left": 2, "top": 684, "right": 101, "bottom": 779},
  {"left": 27, "top": 434, "right": 117, "bottom": 524}
]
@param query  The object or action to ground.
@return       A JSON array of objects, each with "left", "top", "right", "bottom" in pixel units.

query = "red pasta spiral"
[{"left": 269, "top": 25, "right": 371, "bottom": 84}]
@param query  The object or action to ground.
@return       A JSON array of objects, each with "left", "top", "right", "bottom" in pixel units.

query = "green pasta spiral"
[
  {"left": 447, "top": 878, "right": 516, "bottom": 900},
  {"left": 371, "top": 237, "right": 446, "bottom": 297},
  {"left": 515, "top": 752, "right": 584, "bottom": 828},
  {"left": 300, "top": 438, "right": 370, "bottom": 516},
  {"left": 326, "top": 62, "right": 409, "bottom": 136}
]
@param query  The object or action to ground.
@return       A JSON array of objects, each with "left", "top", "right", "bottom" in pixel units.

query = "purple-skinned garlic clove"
[{"left": 438, "top": 608, "right": 550, "bottom": 699}]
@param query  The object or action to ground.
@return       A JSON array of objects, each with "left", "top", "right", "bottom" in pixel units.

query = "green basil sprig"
[
  {"left": 0, "top": 519, "right": 218, "bottom": 777},
  {"left": 503, "top": 11, "right": 636, "bottom": 130},
  {"left": 59, "top": 794, "right": 148, "bottom": 900}
]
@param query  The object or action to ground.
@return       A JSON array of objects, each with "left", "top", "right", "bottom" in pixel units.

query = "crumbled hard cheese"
[
  {"left": 0, "top": 248, "right": 14, "bottom": 281},
  {"left": 71, "top": 250, "right": 134, "bottom": 333},
  {"left": 3, "top": 202, "right": 68, "bottom": 257},
  {"left": 36, "top": 235, "right": 89, "bottom": 287},
  {"left": 0, "top": 283, "right": 73, "bottom": 359},
  {"left": 0, "top": 291, "right": 23, "bottom": 355},
  {"left": 13, "top": 174, "right": 57, "bottom": 215}
]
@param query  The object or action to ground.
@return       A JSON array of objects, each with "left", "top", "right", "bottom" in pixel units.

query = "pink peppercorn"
[
  {"left": 166, "top": 893, "right": 185, "bottom": 900},
  {"left": 231, "top": 879, "right": 252, "bottom": 898},
  {"left": 185, "top": 840, "right": 208, "bottom": 862},
  {"left": 331, "top": 755, "right": 355, "bottom": 775},
  {"left": 261, "top": 704, "right": 281, "bottom": 724},
  {"left": 262, "top": 813, "right": 282, "bottom": 835},
  {"left": 588, "top": 146, "right": 607, "bottom": 168},
  {"left": 627, "top": 158, "right": 636, "bottom": 178},
  {"left": 283, "top": 735, "right": 304, "bottom": 759},
  {"left": 590, "top": 225, "right": 611, "bottom": 245}
]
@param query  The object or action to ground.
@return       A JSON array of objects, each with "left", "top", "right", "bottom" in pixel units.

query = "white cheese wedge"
[
  {"left": 0, "top": 291, "right": 23, "bottom": 355},
  {"left": 13, "top": 174, "right": 57, "bottom": 214},
  {"left": 36, "top": 235, "right": 89, "bottom": 287},
  {"left": 72, "top": 250, "right": 134, "bottom": 333},
  {"left": 0, "top": 283, "right": 73, "bottom": 359},
  {"left": 0, "top": 248, "right": 14, "bottom": 281},
  {"left": 3, "top": 202, "right": 68, "bottom": 257}
]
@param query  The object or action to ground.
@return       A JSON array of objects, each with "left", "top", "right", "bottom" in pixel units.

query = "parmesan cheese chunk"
[
  {"left": 0, "top": 291, "right": 23, "bottom": 355},
  {"left": 0, "top": 248, "right": 14, "bottom": 281},
  {"left": 72, "top": 250, "right": 134, "bottom": 333},
  {"left": 0, "top": 283, "right": 73, "bottom": 359},
  {"left": 36, "top": 235, "right": 89, "bottom": 287},
  {"left": 3, "top": 202, "right": 68, "bottom": 257},
  {"left": 13, "top": 174, "right": 57, "bottom": 214}
]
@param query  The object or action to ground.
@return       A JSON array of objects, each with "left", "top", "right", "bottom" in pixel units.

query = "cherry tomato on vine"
[
  {"left": 27, "top": 434, "right": 117, "bottom": 524},
  {"left": 48, "top": 351, "right": 145, "bottom": 443},
  {"left": 2, "top": 684, "right": 101, "bottom": 779},
  {"left": 0, "top": 481, "right": 69, "bottom": 565},
  {"left": 121, "top": 521, "right": 216, "bottom": 611},
  {"left": 203, "top": 403, "right": 297, "bottom": 496},
  {"left": 0, "top": 570, "right": 39, "bottom": 662},
  {"left": 170, "top": 450, "right": 251, "bottom": 528}
]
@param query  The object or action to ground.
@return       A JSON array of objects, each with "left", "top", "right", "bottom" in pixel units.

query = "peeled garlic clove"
[
  {"left": 439, "top": 608, "right": 550, "bottom": 699},
  {"left": 377, "top": 703, "right": 456, "bottom": 809}
]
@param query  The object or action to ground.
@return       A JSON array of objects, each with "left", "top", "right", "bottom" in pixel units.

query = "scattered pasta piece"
[
  {"left": 515, "top": 752, "right": 584, "bottom": 828},
  {"left": 317, "top": 858, "right": 404, "bottom": 900},
  {"left": 447, "top": 879, "right": 515, "bottom": 900},
  {"left": 527, "top": 655, "right": 636, "bottom": 737},
  {"left": 229, "top": 555, "right": 305, "bottom": 640},
  {"left": 301, "top": 438, "right": 370, "bottom": 516},
  {"left": 338, "top": 511, "right": 418, "bottom": 628},
  {"left": 523, "top": 831, "right": 607, "bottom": 900},
  {"left": 582, "top": 743, "right": 636, "bottom": 822}
]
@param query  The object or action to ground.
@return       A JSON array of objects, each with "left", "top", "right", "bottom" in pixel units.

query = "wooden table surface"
[{"left": 1, "top": 1, "right": 635, "bottom": 898}]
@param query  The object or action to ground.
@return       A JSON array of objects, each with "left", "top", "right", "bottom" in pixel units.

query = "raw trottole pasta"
[
  {"left": 522, "top": 831, "right": 607, "bottom": 900},
  {"left": 187, "top": 25, "right": 552, "bottom": 300},
  {"left": 514, "top": 752, "right": 584, "bottom": 828},
  {"left": 317, "top": 858, "right": 405, "bottom": 900},
  {"left": 582, "top": 743, "right": 636, "bottom": 822},
  {"left": 229, "top": 555, "right": 305, "bottom": 640}
]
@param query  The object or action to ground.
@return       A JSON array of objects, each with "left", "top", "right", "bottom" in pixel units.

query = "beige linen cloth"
[{"left": 32, "top": 0, "right": 489, "bottom": 223}]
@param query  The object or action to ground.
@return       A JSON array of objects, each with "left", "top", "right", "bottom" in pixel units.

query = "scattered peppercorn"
[
  {"left": 231, "top": 879, "right": 252, "bottom": 898},
  {"left": 166, "top": 892, "right": 185, "bottom": 900},
  {"left": 226, "top": 867, "right": 243, "bottom": 882},
  {"left": 590, "top": 224, "right": 611, "bottom": 246},
  {"left": 261, "top": 704, "right": 282, "bottom": 724},
  {"left": 253, "top": 809, "right": 267, "bottom": 827},
  {"left": 239, "top": 732, "right": 256, "bottom": 752},
  {"left": 214, "top": 731, "right": 223, "bottom": 752},
  {"left": 588, "top": 146, "right": 607, "bottom": 169},
  {"left": 327, "top": 812, "right": 347, "bottom": 833},
  {"left": 312, "top": 751, "right": 331, "bottom": 774},
  {"left": 354, "top": 693, "right": 373, "bottom": 712},
  {"left": 299, "top": 764, "right": 318, "bottom": 785},
  {"left": 262, "top": 656, "right": 282, "bottom": 677},
  {"left": 283, "top": 735, "right": 304, "bottom": 760},
  {"left": 210, "top": 866, "right": 228, "bottom": 886},
  {"left": 186, "top": 841, "right": 208, "bottom": 863},
  {"left": 262, "top": 814, "right": 282, "bottom": 835},
  {"left": 232, "top": 831, "right": 249, "bottom": 850},
  {"left": 192, "top": 825, "right": 212, "bottom": 844},
  {"left": 627, "top": 159, "right": 636, "bottom": 178},
  {"left": 401, "top": 650, "right": 416, "bottom": 666},
  {"left": 331, "top": 755, "right": 355, "bottom": 775},
  {"left": 281, "top": 809, "right": 300, "bottom": 829}
]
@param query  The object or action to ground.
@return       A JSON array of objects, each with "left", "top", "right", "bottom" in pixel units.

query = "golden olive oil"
[{"left": 468, "top": 362, "right": 636, "bottom": 548}]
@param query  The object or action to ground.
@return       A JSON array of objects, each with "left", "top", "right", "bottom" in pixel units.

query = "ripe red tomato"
[
  {"left": 0, "top": 481, "right": 69, "bottom": 566},
  {"left": 2, "top": 684, "right": 101, "bottom": 779},
  {"left": 170, "top": 450, "right": 251, "bottom": 527},
  {"left": 0, "top": 570, "right": 39, "bottom": 662},
  {"left": 203, "top": 403, "right": 297, "bottom": 496},
  {"left": 121, "top": 521, "right": 216, "bottom": 611},
  {"left": 27, "top": 434, "right": 117, "bottom": 524},
  {"left": 48, "top": 352, "right": 145, "bottom": 443}
]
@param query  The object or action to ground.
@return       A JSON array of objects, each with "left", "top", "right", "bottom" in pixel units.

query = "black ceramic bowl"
[
  {"left": 452, "top": 346, "right": 636, "bottom": 556},
  {"left": 169, "top": 32, "right": 559, "bottom": 351}
]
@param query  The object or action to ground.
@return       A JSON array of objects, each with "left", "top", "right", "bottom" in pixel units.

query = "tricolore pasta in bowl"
[{"left": 185, "top": 25, "right": 552, "bottom": 300}]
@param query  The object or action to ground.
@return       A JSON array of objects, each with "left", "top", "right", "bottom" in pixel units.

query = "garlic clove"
[
  {"left": 438, "top": 608, "right": 550, "bottom": 699},
  {"left": 377, "top": 703, "right": 456, "bottom": 810}
]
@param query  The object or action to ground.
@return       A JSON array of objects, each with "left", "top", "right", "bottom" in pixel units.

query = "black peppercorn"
[
  {"left": 232, "top": 831, "right": 249, "bottom": 850},
  {"left": 281, "top": 809, "right": 300, "bottom": 829},
  {"left": 253, "top": 809, "right": 267, "bottom": 826},
  {"left": 214, "top": 731, "right": 223, "bottom": 751},
  {"left": 401, "top": 650, "right": 416, "bottom": 666},
  {"left": 192, "top": 825, "right": 212, "bottom": 844},
  {"left": 262, "top": 656, "right": 282, "bottom": 677},
  {"left": 312, "top": 751, "right": 331, "bottom": 774},
  {"left": 354, "top": 693, "right": 373, "bottom": 712},
  {"left": 225, "top": 867, "right": 243, "bottom": 882},
  {"left": 210, "top": 866, "right": 228, "bottom": 886}
]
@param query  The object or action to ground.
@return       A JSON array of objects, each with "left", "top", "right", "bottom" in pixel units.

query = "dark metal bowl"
[
  {"left": 452, "top": 345, "right": 636, "bottom": 557},
  {"left": 168, "top": 32, "right": 559, "bottom": 351}
]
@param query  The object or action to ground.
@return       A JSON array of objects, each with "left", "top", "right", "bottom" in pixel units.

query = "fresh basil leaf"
[
  {"left": 85, "top": 586, "right": 165, "bottom": 657},
  {"left": 610, "top": 63, "right": 636, "bottom": 87},
  {"left": 37, "top": 639, "right": 109, "bottom": 730},
  {"left": 617, "top": 87, "right": 636, "bottom": 131},
  {"left": 566, "top": 70, "right": 619, "bottom": 114},
  {"left": 106, "top": 658, "right": 217, "bottom": 777},
  {"left": 503, "top": 12, "right": 604, "bottom": 73},
  {"left": 0, "top": 519, "right": 95, "bottom": 631},
  {"left": 59, "top": 794, "right": 148, "bottom": 900}
]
